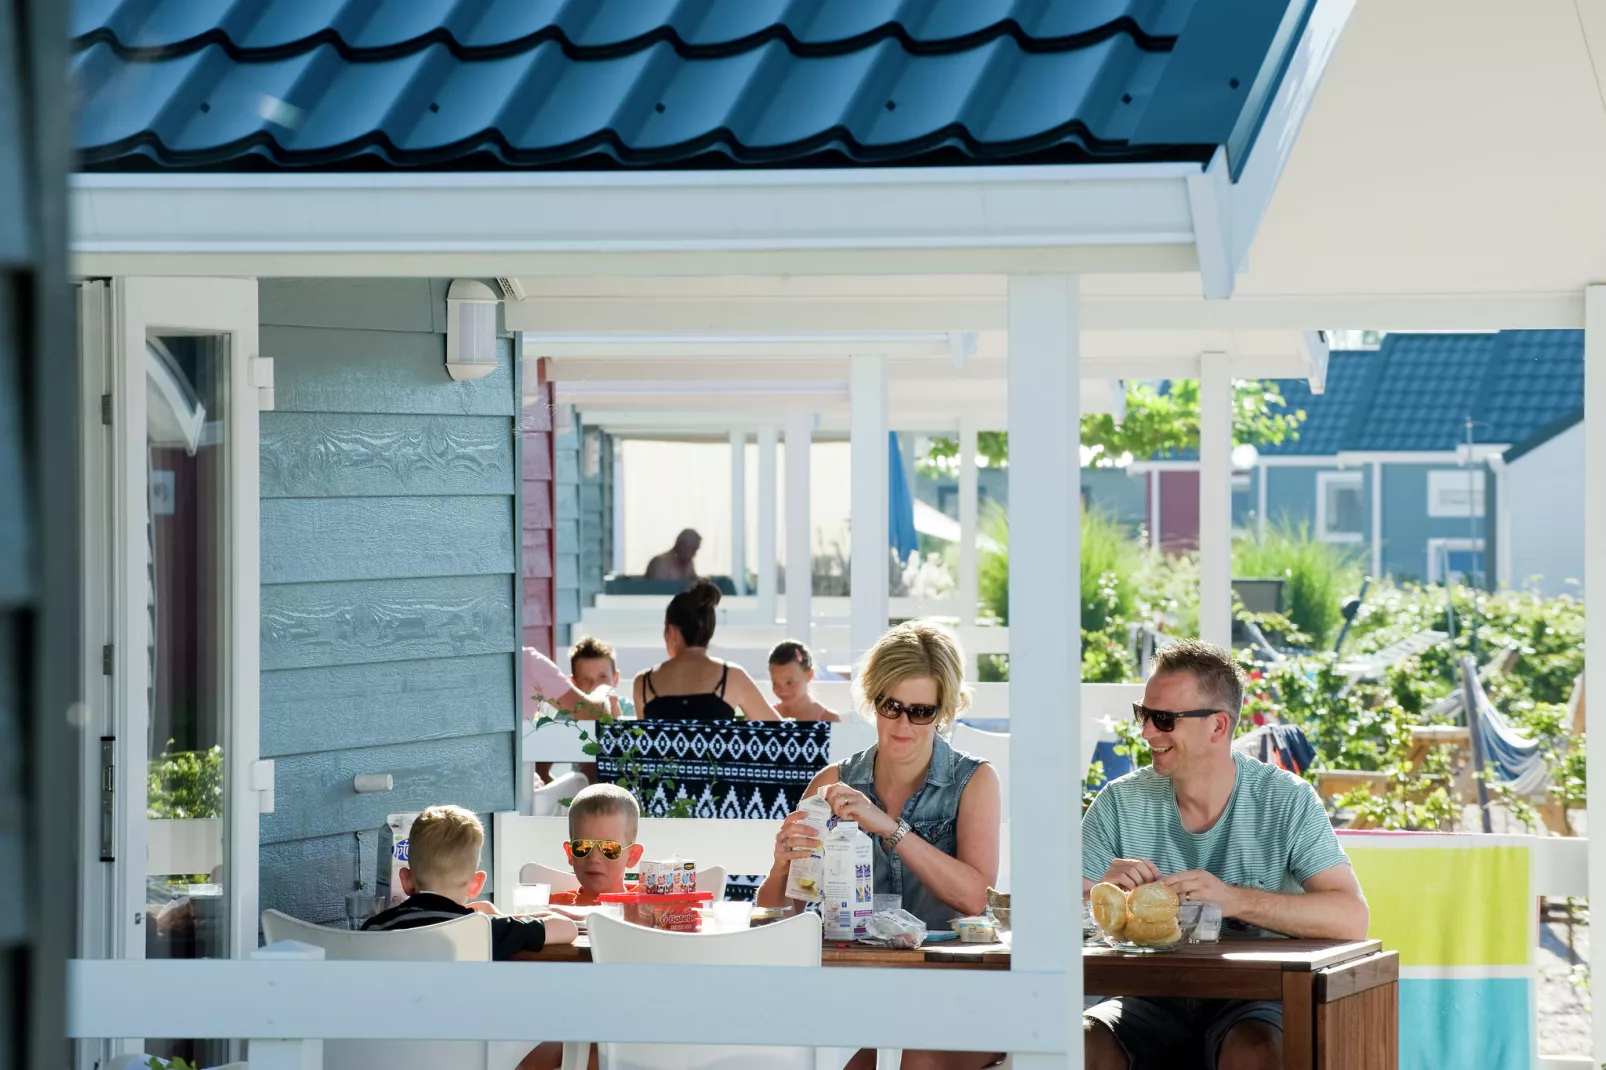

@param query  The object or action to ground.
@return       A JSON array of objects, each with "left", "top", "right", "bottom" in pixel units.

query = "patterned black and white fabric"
[{"left": 595, "top": 720, "right": 833, "bottom": 820}]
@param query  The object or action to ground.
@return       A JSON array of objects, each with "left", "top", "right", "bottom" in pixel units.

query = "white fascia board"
[
  {"left": 71, "top": 163, "right": 1201, "bottom": 278},
  {"left": 523, "top": 331, "right": 956, "bottom": 358},
  {"left": 1334, "top": 450, "right": 1487, "bottom": 466},
  {"left": 507, "top": 290, "right": 1589, "bottom": 333},
  {"left": 1219, "top": 0, "right": 1358, "bottom": 284},
  {"left": 1302, "top": 330, "right": 1330, "bottom": 393}
]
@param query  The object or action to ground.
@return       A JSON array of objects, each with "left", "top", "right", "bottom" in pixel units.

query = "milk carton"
[
  {"left": 785, "top": 795, "right": 835, "bottom": 903},
  {"left": 821, "top": 821, "right": 874, "bottom": 940}
]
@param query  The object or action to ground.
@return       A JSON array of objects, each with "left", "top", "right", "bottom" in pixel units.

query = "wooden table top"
[{"left": 521, "top": 935, "right": 1383, "bottom": 981}]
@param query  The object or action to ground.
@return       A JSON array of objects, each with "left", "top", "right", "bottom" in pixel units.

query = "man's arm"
[{"left": 1164, "top": 862, "right": 1369, "bottom": 940}]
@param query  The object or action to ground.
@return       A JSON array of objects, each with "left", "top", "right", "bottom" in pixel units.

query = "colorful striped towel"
[{"left": 1339, "top": 831, "right": 1536, "bottom": 1070}]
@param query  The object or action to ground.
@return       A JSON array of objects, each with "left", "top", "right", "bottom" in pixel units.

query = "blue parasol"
[{"left": 888, "top": 432, "right": 919, "bottom": 563}]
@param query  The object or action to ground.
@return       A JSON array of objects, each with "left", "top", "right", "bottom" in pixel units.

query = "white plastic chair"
[
  {"left": 534, "top": 770, "right": 590, "bottom": 816},
  {"left": 260, "top": 909, "right": 524, "bottom": 1070},
  {"left": 949, "top": 723, "right": 1010, "bottom": 806},
  {"left": 571, "top": 912, "right": 823, "bottom": 1070},
  {"left": 520, "top": 861, "right": 583, "bottom": 894},
  {"left": 519, "top": 863, "right": 728, "bottom": 903}
]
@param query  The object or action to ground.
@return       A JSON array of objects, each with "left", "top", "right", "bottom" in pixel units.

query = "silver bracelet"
[{"left": 884, "top": 819, "right": 911, "bottom": 855}]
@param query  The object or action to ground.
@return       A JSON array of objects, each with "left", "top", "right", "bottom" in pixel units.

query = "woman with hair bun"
[{"left": 632, "top": 579, "right": 779, "bottom": 721}]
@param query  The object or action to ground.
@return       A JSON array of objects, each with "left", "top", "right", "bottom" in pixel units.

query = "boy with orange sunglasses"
[{"left": 549, "top": 784, "right": 645, "bottom": 906}]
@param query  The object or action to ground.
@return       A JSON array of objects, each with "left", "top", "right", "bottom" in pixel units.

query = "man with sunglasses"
[{"left": 1081, "top": 640, "right": 1369, "bottom": 1070}]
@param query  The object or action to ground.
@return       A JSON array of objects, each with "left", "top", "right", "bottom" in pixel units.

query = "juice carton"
[{"left": 821, "top": 821, "right": 874, "bottom": 940}]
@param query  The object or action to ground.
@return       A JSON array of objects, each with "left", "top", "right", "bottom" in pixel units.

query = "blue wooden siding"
[
  {"left": 1379, "top": 463, "right": 1490, "bottom": 581},
  {"left": 259, "top": 279, "right": 518, "bottom": 927},
  {"left": 553, "top": 416, "right": 582, "bottom": 645}
]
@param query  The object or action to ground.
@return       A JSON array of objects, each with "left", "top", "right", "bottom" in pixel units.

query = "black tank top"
[{"left": 642, "top": 663, "right": 739, "bottom": 721}]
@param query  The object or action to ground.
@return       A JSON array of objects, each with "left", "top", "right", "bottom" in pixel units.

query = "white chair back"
[
  {"left": 587, "top": 912, "right": 822, "bottom": 1069},
  {"left": 948, "top": 723, "right": 1009, "bottom": 805},
  {"left": 534, "top": 770, "right": 590, "bottom": 817},
  {"left": 519, "top": 861, "right": 582, "bottom": 894},
  {"left": 517, "top": 862, "right": 727, "bottom": 902},
  {"left": 260, "top": 909, "right": 507, "bottom": 1070}
]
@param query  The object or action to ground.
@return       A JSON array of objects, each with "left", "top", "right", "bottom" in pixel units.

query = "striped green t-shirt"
[{"left": 1082, "top": 751, "right": 1348, "bottom": 897}]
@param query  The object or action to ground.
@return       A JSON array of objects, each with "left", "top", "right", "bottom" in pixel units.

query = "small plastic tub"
[
  {"left": 599, "top": 890, "right": 714, "bottom": 933},
  {"left": 951, "top": 916, "right": 998, "bottom": 943}
]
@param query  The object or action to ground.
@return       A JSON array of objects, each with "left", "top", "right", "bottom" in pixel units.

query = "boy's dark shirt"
[{"left": 361, "top": 892, "right": 546, "bottom": 959}]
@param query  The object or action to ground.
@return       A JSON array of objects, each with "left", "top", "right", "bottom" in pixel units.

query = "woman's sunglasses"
[
  {"left": 569, "top": 839, "right": 628, "bottom": 860},
  {"left": 875, "top": 695, "right": 941, "bottom": 725},
  {"left": 1132, "top": 703, "right": 1221, "bottom": 733}
]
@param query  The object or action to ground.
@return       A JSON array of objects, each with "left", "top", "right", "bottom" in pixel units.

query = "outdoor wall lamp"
[
  {"left": 445, "top": 278, "right": 501, "bottom": 381},
  {"left": 353, "top": 774, "right": 394, "bottom": 794}
]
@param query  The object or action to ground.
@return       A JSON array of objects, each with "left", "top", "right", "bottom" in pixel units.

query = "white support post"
[
  {"left": 1585, "top": 284, "right": 1606, "bottom": 1069},
  {"left": 610, "top": 451, "right": 625, "bottom": 575},
  {"left": 756, "top": 426, "right": 779, "bottom": 624},
  {"left": 1371, "top": 460, "right": 1384, "bottom": 579},
  {"left": 1256, "top": 463, "right": 1268, "bottom": 543},
  {"left": 958, "top": 417, "right": 980, "bottom": 626},
  {"left": 1006, "top": 275, "right": 1082, "bottom": 1070},
  {"left": 1149, "top": 471, "right": 1161, "bottom": 549},
  {"left": 1198, "top": 351, "right": 1233, "bottom": 649},
  {"left": 729, "top": 430, "right": 747, "bottom": 595},
  {"left": 250, "top": 942, "right": 325, "bottom": 1069},
  {"left": 785, "top": 410, "right": 813, "bottom": 647},
  {"left": 851, "top": 355, "right": 890, "bottom": 662}
]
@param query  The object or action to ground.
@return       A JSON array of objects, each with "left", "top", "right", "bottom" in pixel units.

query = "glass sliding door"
[{"left": 78, "top": 278, "right": 263, "bottom": 1067}]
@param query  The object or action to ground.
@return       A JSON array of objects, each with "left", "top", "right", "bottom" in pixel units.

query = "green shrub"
[
  {"left": 1232, "top": 522, "right": 1364, "bottom": 650},
  {"left": 148, "top": 743, "right": 224, "bottom": 820}
]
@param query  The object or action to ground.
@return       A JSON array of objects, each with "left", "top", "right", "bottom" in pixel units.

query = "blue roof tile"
[
  {"left": 1345, "top": 334, "right": 1499, "bottom": 452},
  {"left": 1259, "top": 349, "right": 1377, "bottom": 456},
  {"left": 71, "top": 0, "right": 1307, "bottom": 172}
]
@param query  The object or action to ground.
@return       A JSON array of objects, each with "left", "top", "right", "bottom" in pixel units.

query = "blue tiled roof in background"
[
  {"left": 1264, "top": 331, "right": 1582, "bottom": 457},
  {"left": 71, "top": 0, "right": 1309, "bottom": 172}
]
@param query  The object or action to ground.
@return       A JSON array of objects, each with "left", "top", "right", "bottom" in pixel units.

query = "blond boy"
[
  {"left": 364, "top": 804, "right": 577, "bottom": 957},
  {"left": 547, "top": 784, "right": 645, "bottom": 906}
]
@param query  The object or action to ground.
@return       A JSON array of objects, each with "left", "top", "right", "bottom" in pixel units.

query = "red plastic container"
[{"left": 598, "top": 890, "right": 714, "bottom": 933}]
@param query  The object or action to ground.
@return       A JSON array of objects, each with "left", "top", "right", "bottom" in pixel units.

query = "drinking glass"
[
  {"left": 711, "top": 901, "right": 753, "bottom": 931},
  {"left": 513, "top": 882, "right": 551, "bottom": 914}
]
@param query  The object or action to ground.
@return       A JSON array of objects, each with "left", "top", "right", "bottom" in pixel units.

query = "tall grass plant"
[{"left": 1232, "top": 521, "right": 1364, "bottom": 649}]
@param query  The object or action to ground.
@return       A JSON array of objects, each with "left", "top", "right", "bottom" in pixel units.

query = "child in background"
[
  {"left": 768, "top": 640, "right": 840, "bottom": 722},
  {"left": 548, "top": 784, "right": 645, "bottom": 906},
  {"left": 364, "top": 805, "right": 577, "bottom": 957}
]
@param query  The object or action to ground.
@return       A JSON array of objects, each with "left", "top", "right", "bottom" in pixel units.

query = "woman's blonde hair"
[{"left": 853, "top": 620, "right": 971, "bottom": 732}]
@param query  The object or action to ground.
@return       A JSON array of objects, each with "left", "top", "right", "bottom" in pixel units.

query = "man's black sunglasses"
[{"left": 1132, "top": 703, "right": 1222, "bottom": 733}]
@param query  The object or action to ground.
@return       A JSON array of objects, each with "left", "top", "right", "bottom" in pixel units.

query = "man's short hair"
[
  {"left": 569, "top": 635, "right": 616, "bottom": 671},
  {"left": 1149, "top": 639, "right": 1247, "bottom": 731},
  {"left": 406, "top": 805, "right": 484, "bottom": 891},
  {"left": 566, "top": 783, "right": 640, "bottom": 842}
]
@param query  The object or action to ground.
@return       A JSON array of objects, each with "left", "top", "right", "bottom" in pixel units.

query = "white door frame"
[{"left": 77, "top": 278, "right": 264, "bottom": 980}]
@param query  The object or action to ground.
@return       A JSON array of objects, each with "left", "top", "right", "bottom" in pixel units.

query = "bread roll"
[
  {"left": 1089, "top": 882, "right": 1128, "bottom": 936},
  {"left": 1128, "top": 882, "right": 1180, "bottom": 924},
  {"left": 1123, "top": 916, "right": 1183, "bottom": 947}
]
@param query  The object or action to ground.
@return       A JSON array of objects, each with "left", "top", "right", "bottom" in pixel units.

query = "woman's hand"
[
  {"left": 772, "top": 811, "right": 823, "bottom": 869},
  {"left": 822, "top": 782, "right": 899, "bottom": 838}
]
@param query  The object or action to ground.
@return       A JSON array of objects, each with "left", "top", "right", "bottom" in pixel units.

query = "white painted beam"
[
  {"left": 1198, "top": 351, "right": 1233, "bottom": 648},
  {"left": 850, "top": 355, "right": 890, "bottom": 664},
  {"left": 1585, "top": 283, "right": 1606, "bottom": 1068},
  {"left": 510, "top": 291, "right": 1587, "bottom": 335},
  {"left": 729, "top": 430, "right": 747, "bottom": 595},
  {"left": 1005, "top": 275, "right": 1082, "bottom": 1069},
  {"left": 958, "top": 418, "right": 980, "bottom": 627},
  {"left": 785, "top": 410, "right": 813, "bottom": 647},
  {"left": 756, "top": 427, "right": 778, "bottom": 625}
]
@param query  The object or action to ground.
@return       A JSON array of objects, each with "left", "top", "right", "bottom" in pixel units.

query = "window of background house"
[
  {"left": 1316, "top": 471, "right": 1365, "bottom": 543},
  {"left": 1231, "top": 472, "right": 1254, "bottom": 535},
  {"left": 1426, "top": 469, "right": 1485, "bottom": 518}
]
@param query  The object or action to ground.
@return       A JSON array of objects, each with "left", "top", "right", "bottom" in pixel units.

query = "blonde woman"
[{"left": 756, "top": 621, "right": 1003, "bottom": 1070}]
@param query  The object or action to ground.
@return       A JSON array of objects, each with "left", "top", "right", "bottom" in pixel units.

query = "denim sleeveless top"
[{"left": 836, "top": 735, "right": 986, "bottom": 931}]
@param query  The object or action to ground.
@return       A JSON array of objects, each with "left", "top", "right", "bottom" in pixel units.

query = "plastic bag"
[{"left": 861, "top": 908, "right": 928, "bottom": 949}]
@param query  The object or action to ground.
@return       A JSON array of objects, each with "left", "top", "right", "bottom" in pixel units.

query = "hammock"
[{"left": 1466, "top": 670, "right": 1548, "bottom": 796}]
